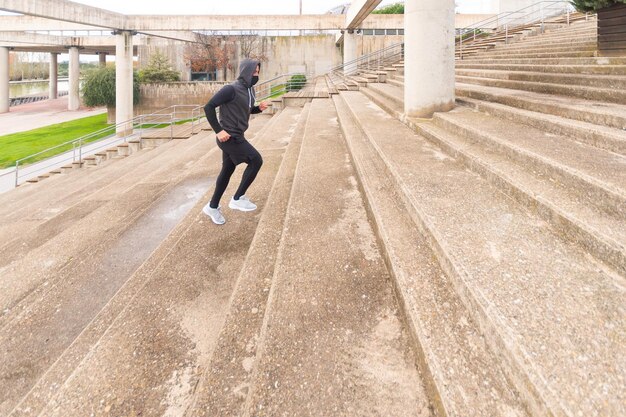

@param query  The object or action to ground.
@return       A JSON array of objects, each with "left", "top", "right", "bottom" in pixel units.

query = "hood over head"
[{"left": 238, "top": 59, "right": 260, "bottom": 87}]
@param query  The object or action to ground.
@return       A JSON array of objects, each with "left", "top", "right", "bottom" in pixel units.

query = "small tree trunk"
[{"left": 107, "top": 105, "right": 116, "bottom": 124}]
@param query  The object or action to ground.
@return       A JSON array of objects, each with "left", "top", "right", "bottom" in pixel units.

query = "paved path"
[{"left": 0, "top": 97, "right": 106, "bottom": 136}]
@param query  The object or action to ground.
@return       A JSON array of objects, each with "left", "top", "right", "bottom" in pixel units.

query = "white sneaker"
[
  {"left": 229, "top": 195, "right": 257, "bottom": 212},
  {"left": 202, "top": 204, "right": 226, "bottom": 225}
]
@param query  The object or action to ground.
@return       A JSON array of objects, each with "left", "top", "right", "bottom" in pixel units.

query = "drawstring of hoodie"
[{"left": 248, "top": 87, "right": 256, "bottom": 109}]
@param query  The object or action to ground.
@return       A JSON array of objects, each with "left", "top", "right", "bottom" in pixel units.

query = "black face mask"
[{"left": 251, "top": 75, "right": 259, "bottom": 86}]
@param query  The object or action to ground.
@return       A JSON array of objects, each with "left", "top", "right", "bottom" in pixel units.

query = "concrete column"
[
  {"left": 68, "top": 46, "right": 80, "bottom": 111},
  {"left": 49, "top": 52, "right": 58, "bottom": 100},
  {"left": 404, "top": 0, "right": 455, "bottom": 118},
  {"left": 0, "top": 47, "right": 9, "bottom": 114},
  {"left": 98, "top": 52, "right": 107, "bottom": 67},
  {"left": 115, "top": 30, "right": 134, "bottom": 136},
  {"left": 343, "top": 31, "right": 357, "bottom": 76}
]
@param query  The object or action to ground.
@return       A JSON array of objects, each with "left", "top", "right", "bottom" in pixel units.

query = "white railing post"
[{"left": 14, "top": 161, "right": 19, "bottom": 187}]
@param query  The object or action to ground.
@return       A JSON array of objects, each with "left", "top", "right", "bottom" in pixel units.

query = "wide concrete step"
[
  {"left": 338, "top": 91, "right": 625, "bottom": 416},
  {"left": 183, "top": 104, "right": 311, "bottom": 417},
  {"left": 3, "top": 108, "right": 301, "bottom": 417},
  {"left": 521, "top": 26, "right": 598, "bottom": 39},
  {"left": 513, "top": 31, "right": 598, "bottom": 45},
  {"left": 0, "top": 138, "right": 209, "bottom": 272},
  {"left": 455, "top": 82, "right": 626, "bottom": 130},
  {"left": 480, "top": 44, "right": 598, "bottom": 56},
  {"left": 469, "top": 50, "right": 598, "bottom": 59},
  {"left": 458, "top": 57, "right": 626, "bottom": 66},
  {"left": 361, "top": 82, "right": 404, "bottom": 118},
  {"left": 456, "top": 75, "right": 626, "bottom": 104},
  {"left": 455, "top": 68, "right": 626, "bottom": 89},
  {"left": 234, "top": 97, "right": 432, "bottom": 416},
  {"left": 335, "top": 91, "right": 530, "bottom": 416},
  {"left": 421, "top": 106, "right": 626, "bottom": 275},
  {"left": 456, "top": 96, "right": 626, "bottom": 155},
  {"left": 432, "top": 107, "right": 626, "bottom": 219},
  {"left": 491, "top": 37, "right": 598, "bottom": 51},
  {"left": 0, "top": 135, "right": 220, "bottom": 325},
  {"left": 455, "top": 62, "right": 626, "bottom": 76}
]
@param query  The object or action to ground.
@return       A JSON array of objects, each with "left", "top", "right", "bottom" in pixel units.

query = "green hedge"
[
  {"left": 286, "top": 74, "right": 307, "bottom": 92},
  {"left": 570, "top": 0, "right": 626, "bottom": 12}
]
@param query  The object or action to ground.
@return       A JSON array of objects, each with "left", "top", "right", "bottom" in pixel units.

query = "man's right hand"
[{"left": 216, "top": 130, "right": 231, "bottom": 142}]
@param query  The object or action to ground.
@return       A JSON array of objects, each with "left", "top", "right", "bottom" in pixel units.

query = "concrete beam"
[
  {"left": 0, "top": 12, "right": 344, "bottom": 31},
  {"left": 0, "top": 14, "right": 496, "bottom": 33},
  {"left": 345, "top": 0, "right": 382, "bottom": 29},
  {"left": 0, "top": 15, "right": 101, "bottom": 31},
  {"left": 126, "top": 15, "right": 345, "bottom": 31},
  {"left": 0, "top": 31, "right": 82, "bottom": 46},
  {"left": 0, "top": 0, "right": 127, "bottom": 30},
  {"left": 0, "top": 44, "right": 132, "bottom": 54}
]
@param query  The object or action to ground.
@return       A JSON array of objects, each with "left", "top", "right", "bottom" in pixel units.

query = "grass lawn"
[{"left": 0, "top": 113, "right": 110, "bottom": 169}]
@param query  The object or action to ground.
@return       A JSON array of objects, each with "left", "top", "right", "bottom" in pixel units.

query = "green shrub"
[
  {"left": 287, "top": 74, "right": 306, "bottom": 91},
  {"left": 82, "top": 67, "right": 140, "bottom": 107},
  {"left": 138, "top": 51, "right": 181, "bottom": 83},
  {"left": 570, "top": 0, "right": 626, "bottom": 12},
  {"left": 372, "top": 2, "right": 404, "bottom": 14}
]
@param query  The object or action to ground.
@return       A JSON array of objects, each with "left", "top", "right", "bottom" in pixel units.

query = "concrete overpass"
[{"left": 0, "top": 0, "right": 458, "bottom": 130}]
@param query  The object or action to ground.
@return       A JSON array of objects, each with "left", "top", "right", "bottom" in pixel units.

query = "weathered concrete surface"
[
  {"left": 184, "top": 104, "right": 310, "bottom": 417},
  {"left": 16, "top": 108, "right": 300, "bottom": 417},
  {"left": 241, "top": 97, "right": 431, "bottom": 417},
  {"left": 335, "top": 90, "right": 529, "bottom": 417},
  {"left": 0, "top": 113, "right": 276, "bottom": 416},
  {"left": 343, "top": 88, "right": 626, "bottom": 415}
]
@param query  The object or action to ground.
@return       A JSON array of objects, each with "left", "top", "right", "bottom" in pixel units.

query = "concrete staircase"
[
  {"left": 345, "top": 17, "right": 625, "bottom": 417},
  {"left": 0, "top": 18, "right": 624, "bottom": 417}
]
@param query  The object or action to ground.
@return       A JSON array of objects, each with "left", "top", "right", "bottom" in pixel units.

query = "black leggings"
[{"left": 210, "top": 138, "right": 263, "bottom": 209}]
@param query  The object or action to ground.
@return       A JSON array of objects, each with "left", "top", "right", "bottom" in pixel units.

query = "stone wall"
[{"left": 136, "top": 81, "right": 227, "bottom": 116}]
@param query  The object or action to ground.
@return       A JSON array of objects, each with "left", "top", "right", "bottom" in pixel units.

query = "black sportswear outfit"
[{"left": 204, "top": 59, "right": 264, "bottom": 209}]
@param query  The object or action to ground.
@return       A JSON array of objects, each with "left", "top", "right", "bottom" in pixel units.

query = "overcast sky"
[{"left": 48, "top": 0, "right": 487, "bottom": 15}]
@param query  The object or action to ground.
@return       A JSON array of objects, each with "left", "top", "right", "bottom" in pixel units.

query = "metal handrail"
[
  {"left": 11, "top": 104, "right": 205, "bottom": 187},
  {"left": 330, "top": 42, "right": 404, "bottom": 79},
  {"left": 255, "top": 72, "right": 312, "bottom": 102},
  {"left": 329, "top": 42, "right": 403, "bottom": 73},
  {"left": 456, "top": 1, "right": 575, "bottom": 38},
  {"left": 455, "top": 0, "right": 579, "bottom": 59}
]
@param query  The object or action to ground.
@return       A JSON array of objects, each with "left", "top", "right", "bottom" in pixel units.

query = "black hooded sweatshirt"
[{"left": 204, "top": 59, "right": 262, "bottom": 140}]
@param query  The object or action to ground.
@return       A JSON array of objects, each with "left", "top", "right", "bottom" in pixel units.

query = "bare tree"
[
  {"left": 236, "top": 32, "right": 269, "bottom": 63},
  {"left": 184, "top": 32, "right": 236, "bottom": 80}
]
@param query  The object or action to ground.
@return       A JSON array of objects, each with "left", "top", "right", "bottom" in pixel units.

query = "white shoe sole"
[
  {"left": 229, "top": 201, "right": 257, "bottom": 212},
  {"left": 202, "top": 206, "right": 225, "bottom": 224}
]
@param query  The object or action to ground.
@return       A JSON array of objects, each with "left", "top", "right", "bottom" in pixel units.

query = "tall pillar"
[
  {"left": 68, "top": 46, "right": 80, "bottom": 111},
  {"left": 49, "top": 52, "right": 58, "bottom": 100},
  {"left": 343, "top": 31, "right": 357, "bottom": 76},
  {"left": 98, "top": 52, "right": 107, "bottom": 67},
  {"left": 404, "top": 0, "right": 455, "bottom": 118},
  {"left": 115, "top": 30, "right": 134, "bottom": 136},
  {"left": 0, "top": 47, "right": 9, "bottom": 114}
]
